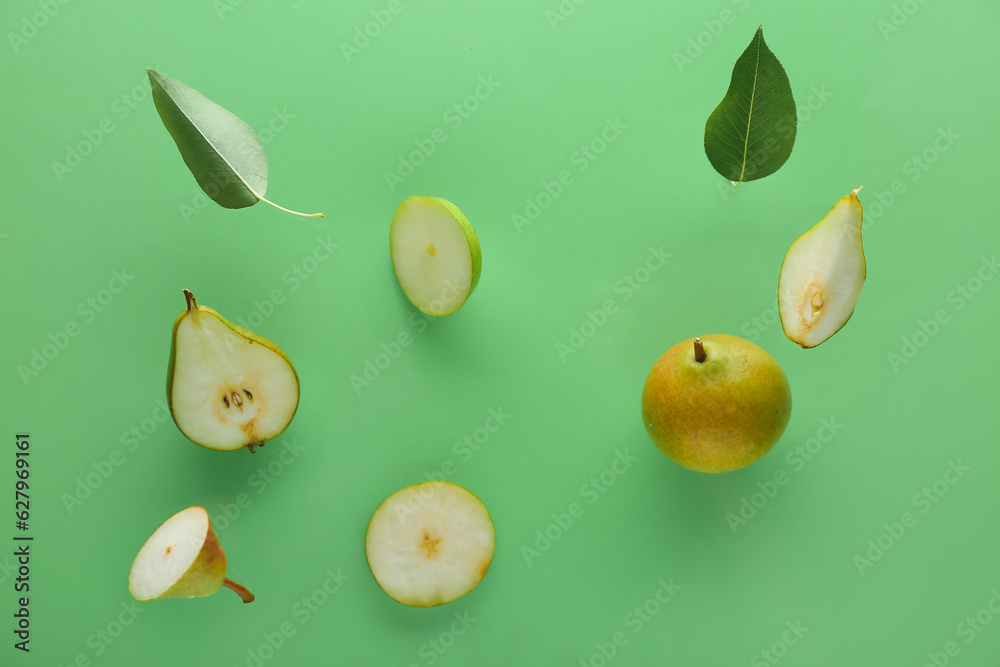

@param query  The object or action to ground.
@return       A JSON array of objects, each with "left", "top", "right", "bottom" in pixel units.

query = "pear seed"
[{"left": 810, "top": 292, "right": 824, "bottom": 313}]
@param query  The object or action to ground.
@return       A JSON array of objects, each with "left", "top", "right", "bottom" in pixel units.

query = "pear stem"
[
  {"left": 851, "top": 185, "right": 864, "bottom": 197},
  {"left": 183, "top": 289, "right": 197, "bottom": 312},
  {"left": 258, "top": 196, "right": 325, "bottom": 218},
  {"left": 693, "top": 337, "right": 707, "bottom": 363},
  {"left": 223, "top": 578, "right": 255, "bottom": 604}
]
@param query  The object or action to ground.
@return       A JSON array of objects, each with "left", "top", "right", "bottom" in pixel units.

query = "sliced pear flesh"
[
  {"left": 128, "top": 506, "right": 253, "bottom": 603},
  {"left": 778, "top": 186, "right": 866, "bottom": 348},
  {"left": 365, "top": 481, "right": 495, "bottom": 607},
  {"left": 168, "top": 290, "right": 299, "bottom": 452},
  {"left": 390, "top": 196, "right": 482, "bottom": 317}
]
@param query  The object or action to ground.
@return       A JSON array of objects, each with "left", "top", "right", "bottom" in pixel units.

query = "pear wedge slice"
[
  {"left": 167, "top": 290, "right": 299, "bottom": 452},
  {"left": 778, "top": 186, "right": 866, "bottom": 348},
  {"left": 365, "top": 481, "right": 495, "bottom": 607},
  {"left": 128, "top": 506, "right": 253, "bottom": 603},
  {"left": 390, "top": 196, "right": 482, "bottom": 317}
]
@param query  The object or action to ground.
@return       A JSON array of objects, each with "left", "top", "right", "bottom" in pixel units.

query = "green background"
[{"left": 3, "top": 0, "right": 999, "bottom": 664}]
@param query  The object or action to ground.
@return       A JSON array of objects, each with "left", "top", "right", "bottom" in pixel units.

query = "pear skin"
[
  {"left": 641, "top": 335, "right": 792, "bottom": 473},
  {"left": 157, "top": 518, "right": 227, "bottom": 600}
]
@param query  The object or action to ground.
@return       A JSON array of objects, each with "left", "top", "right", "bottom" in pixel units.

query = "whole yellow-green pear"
[{"left": 641, "top": 335, "right": 791, "bottom": 473}]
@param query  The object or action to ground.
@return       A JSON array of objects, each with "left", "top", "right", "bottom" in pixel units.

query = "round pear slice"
[
  {"left": 390, "top": 196, "right": 482, "bottom": 316},
  {"left": 778, "top": 186, "right": 866, "bottom": 348},
  {"left": 167, "top": 290, "right": 299, "bottom": 452},
  {"left": 128, "top": 506, "right": 253, "bottom": 603},
  {"left": 365, "top": 481, "right": 495, "bottom": 607}
]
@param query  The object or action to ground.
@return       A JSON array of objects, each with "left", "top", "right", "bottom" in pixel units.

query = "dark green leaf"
[
  {"left": 147, "top": 69, "right": 322, "bottom": 217},
  {"left": 703, "top": 26, "right": 796, "bottom": 185}
]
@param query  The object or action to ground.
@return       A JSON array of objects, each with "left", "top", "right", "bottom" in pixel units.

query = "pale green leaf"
[{"left": 147, "top": 69, "right": 323, "bottom": 217}]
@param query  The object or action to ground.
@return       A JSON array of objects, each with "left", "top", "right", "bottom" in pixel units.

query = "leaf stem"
[
  {"left": 223, "top": 578, "right": 255, "bottom": 604},
  {"left": 257, "top": 196, "right": 325, "bottom": 218}
]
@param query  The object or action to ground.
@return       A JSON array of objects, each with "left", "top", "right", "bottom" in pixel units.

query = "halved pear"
[
  {"left": 167, "top": 290, "right": 299, "bottom": 452},
  {"left": 128, "top": 506, "right": 254, "bottom": 603},
  {"left": 390, "top": 196, "right": 482, "bottom": 316},
  {"left": 778, "top": 186, "right": 866, "bottom": 348},
  {"left": 365, "top": 481, "right": 495, "bottom": 607}
]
